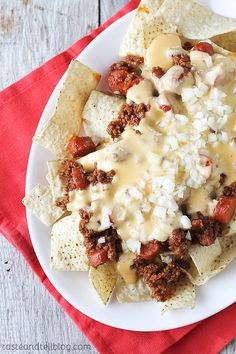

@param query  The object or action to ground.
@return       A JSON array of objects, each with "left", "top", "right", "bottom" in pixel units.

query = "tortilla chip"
[
  {"left": 119, "top": 0, "right": 165, "bottom": 57},
  {"left": 89, "top": 261, "right": 117, "bottom": 305},
  {"left": 189, "top": 238, "right": 222, "bottom": 275},
  {"left": 143, "top": 16, "right": 178, "bottom": 50},
  {"left": 157, "top": 0, "right": 236, "bottom": 40},
  {"left": 186, "top": 235, "right": 236, "bottom": 285},
  {"left": 209, "top": 40, "right": 231, "bottom": 56},
  {"left": 34, "top": 60, "right": 101, "bottom": 157},
  {"left": 115, "top": 276, "right": 152, "bottom": 303},
  {"left": 50, "top": 213, "right": 89, "bottom": 271},
  {"left": 226, "top": 215, "right": 236, "bottom": 236},
  {"left": 212, "top": 32, "right": 236, "bottom": 52},
  {"left": 160, "top": 277, "right": 195, "bottom": 314},
  {"left": 46, "top": 160, "right": 65, "bottom": 201},
  {"left": 83, "top": 91, "right": 125, "bottom": 144},
  {"left": 22, "top": 184, "right": 64, "bottom": 226}
]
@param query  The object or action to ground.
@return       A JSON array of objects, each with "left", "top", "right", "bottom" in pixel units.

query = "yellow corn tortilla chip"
[
  {"left": 160, "top": 277, "right": 195, "bottom": 314},
  {"left": 50, "top": 213, "right": 88, "bottom": 271},
  {"left": 157, "top": 0, "right": 236, "bottom": 40},
  {"left": 89, "top": 261, "right": 117, "bottom": 305},
  {"left": 83, "top": 90, "right": 125, "bottom": 144},
  {"left": 119, "top": 0, "right": 165, "bottom": 57},
  {"left": 46, "top": 160, "right": 65, "bottom": 201},
  {"left": 212, "top": 32, "right": 236, "bottom": 52},
  {"left": 115, "top": 276, "right": 152, "bottom": 303},
  {"left": 185, "top": 235, "right": 236, "bottom": 285},
  {"left": 22, "top": 184, "right": 64, "bottom": 226},
  {"left": 189, "top": 238, "right": 222, "bottom": 275},
  {"left": 34, "top": 60, "right": 101, "bottom": 158}
]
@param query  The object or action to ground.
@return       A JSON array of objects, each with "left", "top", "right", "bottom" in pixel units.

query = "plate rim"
[{"left": 25, "top": 8, "right": 236, "bottom": 332}]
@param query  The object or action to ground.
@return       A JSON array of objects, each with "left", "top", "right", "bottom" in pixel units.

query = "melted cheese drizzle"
[
  {"left": 146, "top": 34, "right": 181, "bottom": 71},
  {"left": 67, "top": 35, "right": 236, "bottom": 283}
]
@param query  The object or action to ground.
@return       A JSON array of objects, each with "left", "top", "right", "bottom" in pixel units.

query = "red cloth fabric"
[{"left": 0, "top": 0, "right": 235, "bottom": 353}]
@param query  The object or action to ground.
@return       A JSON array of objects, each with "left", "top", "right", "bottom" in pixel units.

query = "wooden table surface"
[{"left": 0, "top": 1, "right": 235, "bottom": 353}]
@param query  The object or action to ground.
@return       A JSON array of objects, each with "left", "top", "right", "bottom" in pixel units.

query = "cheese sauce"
[
  {"left": 146, "top": 34, "right": 181, "bottom": 71},
  {"left": 67, "top": 34, "right": 236, "bottom": 282}
]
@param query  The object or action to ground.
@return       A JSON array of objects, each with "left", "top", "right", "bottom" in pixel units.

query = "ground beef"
[
  {"left": 55, "top": 195, "right": 69, "bottom": 212},
  {"left": 123, "top": 55, "right": 144, "bottom": 67},
  {"left": 191, "top": 212, "right": 223, "bottom": 246},
  {"left": 87, "top": 166, "right": 116, "bottom": 185},
  {"left": 175, "top": 258, "right": 191, "bottom": 270},
  {"left": 168, "top": 229, "right": 190, "bottom": 260},
  {"left": 107, "top": 57, "right": 143, "bottom": 96},
  {"left": 223, "top": 181, "right": 236, "bottom": 197},
  {"left": 109, "top": 61, "right": 130, "bottom": 72},
  {"left": 98, "top": 227, "right": 122, "bottom": 261},
  {"left": 134, "top": 260, "right": 184, "bottom": 302},
  {"left": 79, "top": 209, "right": 94, "bottom": 237},
  {"left": 58, "top": 160, "right": 88, "bottom": 192},
  {"left": 219, "top": 173, "right": 227, "bottom": 186},
  {"left": 79, "top": 209, "right": 122, "bottom": 267},
  {"left": 152, "top": 66, "right": 165, "bottom": 79},
  {"left": 107, "top": 101, "right": 150, "bottom": 139},
  {"left": 172, "top": 54, "right": 191, "bottom": 72},
  {"left": 59, "top": 159, "right": 78, "bottom": 179},
  {"left": 56, "top": 160, "right": 85, "bottom": 211},
  {"left": 56, "top": 161, "right": 115, "bottom": 211}
]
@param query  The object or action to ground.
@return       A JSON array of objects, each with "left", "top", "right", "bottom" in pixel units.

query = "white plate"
[{"left": 26, "top": 0, "right": 236, "bottom": 331}]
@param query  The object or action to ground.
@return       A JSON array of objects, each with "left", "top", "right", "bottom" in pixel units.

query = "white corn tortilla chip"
[
  {"left": 161, "top": 278, "right": 195, "bottom": 314},
  {"left": 34, "top": 60, "right": 101, "bottom": 157},
  {"left": 226, "top": 215, "right": 236, "bottom": 235},
  {"left": 89, "top": 261, "right": 117, "bottom": 305},
  {"left": 115, "top": 276, "right": 152, "bottom": 303},
  {"left": 143, "top": 16, "right": 178, "bottom": 50},
  {"left": 189, "top": 238, "right": 222, "bottom": 275},
  {"left": 83, "top": 90, "right": 125, "bottom": 144},
  {"left": 22, "top": 184, "right": 64, "bottom": 226},
  {"left": 119, "top": 0, "right": 165, "bottom": 57},
  {"left": 185, "top": 235, "right": 236, "bottom": 285},
  {"left": 46, "top": 160, "right": 65, "bottom": 201},
  {"left": 157, "top": 0, "right": 236, "bottom": 40},
  {"left": 50, "top": 213, "right": 89, "bottom": 271}
]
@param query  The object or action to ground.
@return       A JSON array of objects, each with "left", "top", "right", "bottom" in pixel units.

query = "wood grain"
[
  {"left": 0, "top": 0, "right": 98, "bottom": 90},
  {"left": 0, "top": 0, "right": 235, "bottom": 353},
  {"left": 100, "top": 0, "right": 127, "bottom": 23}
]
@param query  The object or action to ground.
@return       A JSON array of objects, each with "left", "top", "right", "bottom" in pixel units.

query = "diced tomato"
[
  {"left": 193, "top": 42, "right": 214, "bottom": 56},
  {"left": 67, "top": 136, "right": 95, "bottom": 158},
  {"left": 72, "top": 166, "right": 89, "bottom": 190},
  {"left": 213, "top": 196, "right": 236, "bottom": 224},
  {"left": 159, "top": 104, "right": 172, "bottom": 112},
  {"left": 139, "top": 240, "right": 163, "bottom": 260},
  {"left": 88, "top": 249, "right": 108, "bottom": 268}
]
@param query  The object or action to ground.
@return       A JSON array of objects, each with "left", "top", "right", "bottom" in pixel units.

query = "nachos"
[{"left": 23, "top": 0, "right": 236, "bottom": 312}]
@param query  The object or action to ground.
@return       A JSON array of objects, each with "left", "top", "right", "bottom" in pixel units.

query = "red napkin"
[{"left": 0, "top": 0, "right": 235, "bottom": 353}]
